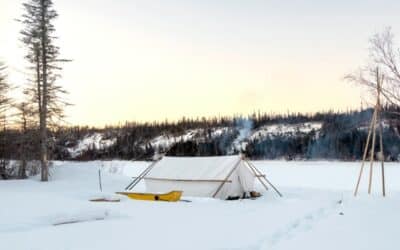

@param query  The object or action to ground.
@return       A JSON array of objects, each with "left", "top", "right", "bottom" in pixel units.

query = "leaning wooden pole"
[
  {"left": 247, "top": 160, "right": 283, "bottom": 197},
  {"left": 244, "top": 160, "right": 269, "bottom": 191},
  {"left": 368, "top": 69, "right": 385, "bottom": 195},
  {"left": 378, "top": 110, "right": 386, "bottom": 197},
  {"left": 125, "top": 164, "right": 150, "bottom": 190},
  {"left": 125, "top": 141, "right": 177, "bottom": 191},
  {"left": 212, "top": 159, "right": 242, "bottom": 198},
  {"left": 377, "top": 75, "right": 386, "bottom": 197},
  {"left": 354, "top": 68, "right": 387, "bottom": 197},
  {"left": 354, "top": 107, "right": 376, "bottom": 196},
  {"left": 368, "top": 108, "right": 377, "bottom": 194},
  {"left": 125, "top": 160, "right": 158, "bottom": 190}
]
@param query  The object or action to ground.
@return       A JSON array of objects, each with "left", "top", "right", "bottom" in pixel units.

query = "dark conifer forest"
[{"left": 1, "top": 107, "right": 400, "bottom": 163}]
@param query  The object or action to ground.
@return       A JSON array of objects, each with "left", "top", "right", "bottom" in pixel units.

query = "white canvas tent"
[{"left": 125, "top": 155, "right": 282, "bottom": 199}]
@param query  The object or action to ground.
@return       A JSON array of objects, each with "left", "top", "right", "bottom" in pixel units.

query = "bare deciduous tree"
[{"left": 347, "top": 28, "right": 400, "bottom": 109}]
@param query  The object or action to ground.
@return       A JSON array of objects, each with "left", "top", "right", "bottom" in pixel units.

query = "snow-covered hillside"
[
  {"left": 146, "top": 127, "right": 232, "bottom": 149},
  {"left": 64, "top": 123, "right": 324, "bottom": 159},
  {"left": 147, "top": 130, "right": 198, "bottom": 149},
  {"left": 67, "top": 133, "right": 116, "bottom": 158},
  {"left": 60, "top": 117, "right": 400, "bottom": 161},
  {"left": 250, "top": 122, "right": 322, "bottom": 140},
  {"left": 1, "top": 160, "right": 399, "bottom": 250},
  {"left": 64, "top": 127, "right": 234, "bottom": 159}
]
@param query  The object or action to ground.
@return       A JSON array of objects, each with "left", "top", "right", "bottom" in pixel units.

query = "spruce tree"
[
  {"left": 0, "top": 62, "right": 12, "bottom": 179},
  {"left": 20, "top": 0, "right": 69, "bottom": 181}
]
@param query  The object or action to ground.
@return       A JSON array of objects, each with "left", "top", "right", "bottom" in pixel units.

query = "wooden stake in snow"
[
  {"left": 354, "top": 68, "right": 386, "bottom": 197},
  {"left": 98, "top": 169, "right": 103, "bottom": 192}
]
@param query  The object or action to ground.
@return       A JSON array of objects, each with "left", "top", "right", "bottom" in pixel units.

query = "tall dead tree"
[{"left": 20, "top": 0, "right": 69, "bottom": 181}]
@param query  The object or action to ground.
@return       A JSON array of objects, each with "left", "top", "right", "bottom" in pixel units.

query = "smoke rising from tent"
[{"left": 230, "top": 118, "right": 253, "bottom": 153}]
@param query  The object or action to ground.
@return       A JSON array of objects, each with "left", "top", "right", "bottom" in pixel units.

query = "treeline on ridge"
[{"left": 1, "top": 107, "right": 400, "bottom": 164}]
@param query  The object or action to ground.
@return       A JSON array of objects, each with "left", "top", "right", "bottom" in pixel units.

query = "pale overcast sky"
[{"left": 1, "top": 0, "right": 400, "bottom": 126}]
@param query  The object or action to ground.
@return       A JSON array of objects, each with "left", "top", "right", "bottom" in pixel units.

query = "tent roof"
[{"left": 146, "top": 155, "right": 243, "bottom": 181}]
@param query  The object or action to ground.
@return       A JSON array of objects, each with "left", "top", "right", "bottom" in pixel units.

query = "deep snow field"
[{"left": 1, "top": 160, "right": 399, "bottom": 250}]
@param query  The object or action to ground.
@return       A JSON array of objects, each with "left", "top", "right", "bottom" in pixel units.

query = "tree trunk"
[
  {"left": 18, "top": 159, "right": 27, "bottom": 179},
  {"left": 40, "top": 0, "right": 48, "bottom": 182},
  {"left": 18, "top": 111, "right": 28, "bottom": 179},
  {"left": 0, "top": 119, "right": 8, "bottom": 180},
  {"left": 0, "top": 159, "right": 8, "bottom": 180}
]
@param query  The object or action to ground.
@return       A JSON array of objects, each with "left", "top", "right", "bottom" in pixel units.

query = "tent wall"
[{"left": 144, "top": 155, "right": 256, "bottom": 199}]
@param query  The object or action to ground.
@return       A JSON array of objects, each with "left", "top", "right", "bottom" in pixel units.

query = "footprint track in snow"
[{"left": 256, "top": 201, "right": 342, "bottom": 250}]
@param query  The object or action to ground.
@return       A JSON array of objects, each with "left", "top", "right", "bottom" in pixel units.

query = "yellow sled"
[{"left": 116, "top": 190, "right": 182, "bottom": 202}]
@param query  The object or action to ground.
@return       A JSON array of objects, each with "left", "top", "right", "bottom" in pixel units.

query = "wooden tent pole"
[
  {"left": 247, "top": 160, "right": 283, "bottom": 197},
  {"left": 141, "top": 177, "right": 233, "bottom": 183},
  {"left": 244, "top": 159, "right": 269, "bottom": 191},
  {"left": 128, "top": 163, "right": 156, "bottom": 190},
  {"left": 125, "top": 166, "right": 150, "bottom": 190},
  {"left": 125, "top": 139, "right": 178, "bottom": 190},
  {"left": 378, "top": 108, "right": 386, "bottom": 197},
  {"left": 212, "top": 159, "right": 242, "bottom": 198},
  {"left": 354, "top": 107, "right": 377, "bottom": 196},
  {"left": 367, "top": 70, "right": 383, "bottom": 195},
  {"left": 125, "top": 160, "right": 158, "bottom": 190},
  {"left": 245, "top": 160, "right": 263, "bottom": 178},
  {"left": 125, "top": 163, "right": 152, "bottom": 190},
  {"left": 368, "top": 108, "right": 377, "bottom": 194},
  {"left": 377, "top": 75, "right": 386, "bottom": 197}
]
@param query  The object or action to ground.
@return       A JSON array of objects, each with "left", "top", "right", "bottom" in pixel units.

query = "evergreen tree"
[
  {"left": 20, "top": 0, "right": 69, "bottom": 181},
  {"left": 15, "top": 101, "right": 37, "bottom": 179},
  {"left": 0, "top": 62, "right": 12, "bottom": 179}
]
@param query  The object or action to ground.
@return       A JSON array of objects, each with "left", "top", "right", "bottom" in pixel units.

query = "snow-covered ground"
[{"left": 1, "top": 160, "right": 399, "bottom": 250}]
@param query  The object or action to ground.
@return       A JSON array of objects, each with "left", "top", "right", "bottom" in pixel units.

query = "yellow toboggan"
[
  {"left": 116, "top": 190, "right": 182, "bottom": 202},
  {"left": 116, "top": 158, "right": 183, "bottom": 202}
]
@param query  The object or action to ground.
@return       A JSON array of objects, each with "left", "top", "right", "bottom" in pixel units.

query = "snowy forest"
[{"left": 1, "top": 106, "right": 400, "bottom": 166}]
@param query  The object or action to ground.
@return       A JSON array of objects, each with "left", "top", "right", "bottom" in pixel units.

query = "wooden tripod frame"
[{"left": 354, "top": 69, "right": 386, "bottom": 197}]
